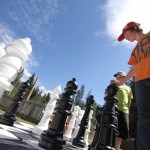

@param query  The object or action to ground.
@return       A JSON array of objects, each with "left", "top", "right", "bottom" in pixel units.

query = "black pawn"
[
  {"left": 39, "top": 78, "right": 78, "bottom": 150},
  {"left": 88, "top": 105, "right": 103, "bottom": 149},
  {"left": 72, "top": 95, "right": 95, "bottom": 148},
  {"left": 93, "top": 83, "right": 119, "bottom": 150},
  {"left": 0, "top": 80, "right": 30, "bottom": 126}
]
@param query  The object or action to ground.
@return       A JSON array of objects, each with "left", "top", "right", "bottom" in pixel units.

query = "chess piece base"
[
  {"left": 39, "top": 131, "right": 66, "bottom": 150},
  {"left": 72, "top": 137, "right": 86, "bottom": 148},
  {"left": 0, "top": 114, "right": 16, "bottom": 126}
]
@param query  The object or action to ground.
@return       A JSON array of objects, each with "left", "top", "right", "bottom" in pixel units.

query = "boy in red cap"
[{"left": 111, "top": 21, "right": 150, "bottom": 150}]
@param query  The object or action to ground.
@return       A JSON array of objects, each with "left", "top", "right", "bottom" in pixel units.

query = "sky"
[{"left": 0, "top": 0, "right": 149, "bottom": 105}]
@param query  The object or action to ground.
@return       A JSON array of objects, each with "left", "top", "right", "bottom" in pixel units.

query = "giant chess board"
[{"left": 0, "top": 121, "right": 86, "bottom": 150}]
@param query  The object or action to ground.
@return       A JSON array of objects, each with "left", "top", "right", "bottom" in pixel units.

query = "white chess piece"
[
  {"left": 0, "top": 43, "right": 6, "bottom": 57},
  {"left": 72, "top": 109, "right": 85, "bottom": 139},
  {"left": 84, "top": 110, "right": 93, "bottom": 146},
  {"left": 64, "top": 105, "right": 81, "bottom": 140},
  {"left": 32, "top": 85, "right": 61, "bottom": 135},
  {"left": 0, "top": 38, "right": 32, "bottom": 98}
]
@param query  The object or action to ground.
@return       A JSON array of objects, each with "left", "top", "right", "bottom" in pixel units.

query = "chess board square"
[
  {"left": 9, "top": 131, "right": 39, "bottom": 141},
  {"left": 14, "top": 121, "right": 34, "bottom": 132},
  {"left": 0, "top": 138, "right": 37, "bottom": 150},
  {"left": 23, "top": 140, "right": 46, "bottom": 150},
  {"left": 0, "top": 129, "right": 19, "bottom": 140},
  {"left": 0, "top": 123, "right": 28, "bottom": 133}
]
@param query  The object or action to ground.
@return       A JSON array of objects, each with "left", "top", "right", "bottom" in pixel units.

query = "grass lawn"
[{"left": 0, "top": 109, "right": 36, "bottom": 126}]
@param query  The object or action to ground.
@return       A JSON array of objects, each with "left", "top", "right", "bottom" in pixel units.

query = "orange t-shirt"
[{"left": 128, "top": 32, "right": 150, "bottom": 82}]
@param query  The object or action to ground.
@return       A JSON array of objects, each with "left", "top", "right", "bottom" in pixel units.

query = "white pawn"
[
  {"left": 84, "top": 110, "right": 93, "bottom": 146},
  {"left": 0, "top": 43, "right": 6, "bottom": 57},
  {"left": 7, "top": 37, "right": 32, "bottom": 61},
  {"left": 0, "top": 43, "right": 10, "bottom": 97},
  {"left": 0, "top": 38, "right": 32, "bottom": 98},
  {"left": 64, "top": 105, "right": 81, "bottom": 141},
  {"left": 32, "top": 85, "right": 61, "bottom": 135},
  {"left": 72, "top": 109, "right": 85, "bottom": 139}
]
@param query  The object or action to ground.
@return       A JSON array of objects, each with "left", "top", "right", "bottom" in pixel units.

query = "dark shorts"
[{"left": 117, "top": 110, "right": 129, "bottom": 140}]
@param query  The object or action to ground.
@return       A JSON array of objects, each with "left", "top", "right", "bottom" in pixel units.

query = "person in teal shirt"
[{"left": 114, "top": 71, "right": 133, "bottom": 150}]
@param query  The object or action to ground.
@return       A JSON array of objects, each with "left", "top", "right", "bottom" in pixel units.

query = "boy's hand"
[{"left": 110, "top": 79, "right": 123, "bottom": 86}]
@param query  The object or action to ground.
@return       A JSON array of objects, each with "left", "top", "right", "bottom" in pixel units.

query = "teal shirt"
[{"left": 116, "top": 84, "right": 133, "bottom": 114}]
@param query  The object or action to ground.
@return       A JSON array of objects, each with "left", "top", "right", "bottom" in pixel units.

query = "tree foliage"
[
  {"left": 41, "top": 94, "right": 47, "bottom": 104},
  {"left": 91, "top": 102, "right": 98, "bottom": 126},
  {"left": 29, "top": 87, "right": 40, "bottom": 100},
  {"left": 45, "top": 92, "right": 51, "bottom": 103},
  {"left": 85, "top": 89, "right": 92, "bottom": 100},
  {"left": 8, "top": 67, "right": 24, "bottom": 96},
  {"left": 24, "top": 73, "right": 36, "bottom": 99},
  {"left": 74, "top": 85, "right": 85, "bottom": 109}
]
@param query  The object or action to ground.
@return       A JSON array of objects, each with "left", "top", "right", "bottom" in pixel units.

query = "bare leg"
[{"left": 115, "top": 137, "right": 122, "bottom": 150}]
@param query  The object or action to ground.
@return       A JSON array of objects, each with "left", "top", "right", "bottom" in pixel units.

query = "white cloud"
[
  {"left": 98, "top": 0, "right": 150, "bottom": 44},
  {"left": 39, "top": 86, "right": 45, "bottom": 91},
  {"left": 8, "top": 0, "right": 65, "bottom": 43},
  {"left": 21, "top": 52, "right": 40, "bottom": 81},
  {"left": 39, "top": 85, "right": 51, "bottom": 96},
  {"left": 94, "top": 29, "right": 103, "bottom": 38},
  {"left": 0, "top": 23, "right": 16, "bottom": 45},
  {"left": 27, "top": 53, "right": 40, "bottom": 68}
]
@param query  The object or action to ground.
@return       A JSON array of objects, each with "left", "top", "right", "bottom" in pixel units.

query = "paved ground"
[{"left": 0, "top": 121, "right": 86, "bottom": 150}]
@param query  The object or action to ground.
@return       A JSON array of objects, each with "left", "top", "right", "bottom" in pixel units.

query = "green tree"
[
  {"left": 32, "top": 93, "right": 43, "bottom": 103},
  {"left": 30, "top": 87, "right": 40, "bottom": 100},
  {"left": 85, "top": 89, "right": 92, "bottom": 100},
  {"left": 74, "top": 85, "right": 85, "bottom": 108},
  {"left": 45, "top": 92, "right": 51, "bottom": 103},
  {"left": 12, "top": 67, "right": 24, "bottom": 86},
  {"left": 91, "top": 102, "right": 98, "bottom": 126},
  {"left": 41, "top": 94, "right": 47, "bottom": 104},
  {"left": 24, "top": 73, "right": 36, "bottom": 99},
  {"left": 8, "top": 67, "right": 24, "bottom": 96}
]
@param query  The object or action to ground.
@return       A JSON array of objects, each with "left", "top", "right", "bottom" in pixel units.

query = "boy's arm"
[
  {"left": 110, "top": 65, "right": 135, "bottom": 85},
  {"left": 127, "top": 100, "right": 131, "bottom": 108}
]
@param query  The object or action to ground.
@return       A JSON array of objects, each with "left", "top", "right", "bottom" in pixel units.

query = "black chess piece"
[
  {"left": 92, "top": 83, "right": 119, "bottom": 150},
  {"left": 88, "top": 105, "right": 103, "bottom": 149},
  {"left": 72, "top": 95, "right": 95, "bottom": 148},
  {"left": 0, "top": 80, "right": 30, "bottom": 126},
  {"left": 39, "top": 78, "right": 78, "bottom": 150}
]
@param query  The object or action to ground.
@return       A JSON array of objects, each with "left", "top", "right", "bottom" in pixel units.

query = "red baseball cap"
[{"left": 118, "top": 21, "right": 140, "bottom": 41}]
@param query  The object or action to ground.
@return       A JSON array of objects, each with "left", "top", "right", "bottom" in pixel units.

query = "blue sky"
[{"left": 0, "top": 0, "right": 149, "bottom": 105}]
